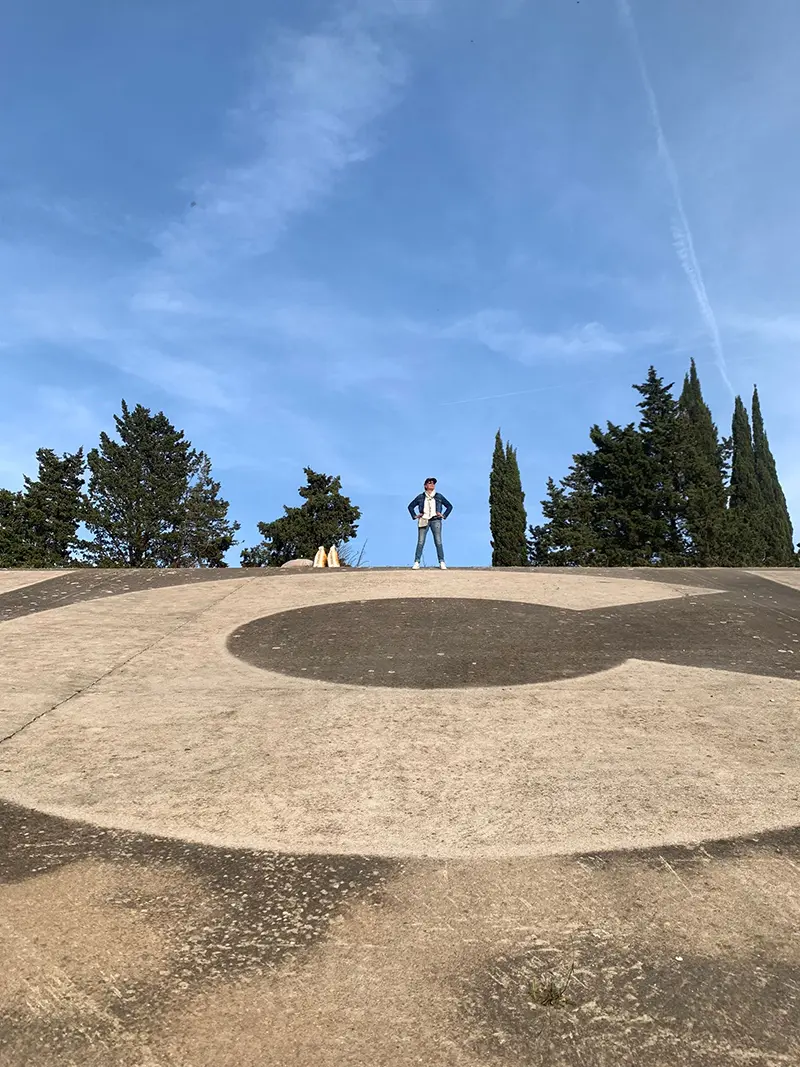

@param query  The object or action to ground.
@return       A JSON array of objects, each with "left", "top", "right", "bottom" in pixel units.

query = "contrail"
[{"left": 616, "top": 0, "right": 734, "bottom": 395}]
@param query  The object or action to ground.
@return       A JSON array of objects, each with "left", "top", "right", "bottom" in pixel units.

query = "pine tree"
[
  {"left": 527, "top": 363, "right": 795, "bottom": 569},
  {"left": 528, "top": 459, "right": 599, "bottom": 566},
  {"left": 490, "top": 431, "right": 528, "bottom": 566},
  {"left": 677, "top": 359, "right": 728, "bottom": 565},
  {"left": 242, "top": 468, "right": 360, "bottom": 567},
  {"left": 728, "top": 396, "right": 766, "bottom": 565},
  {"left": 18, "top": 448, "right": 86, "bottom": 566},
  {"left": 530, "top": 420, "right": 665, "bottom": 568},
  {"left": 85, "top": 401, "right": 239, "bottom": 567},
  {"left": 531, "top": 370, "right": 690, "bottom": 568},
  {"left": 751, "top": 387, "right": 794, "bottom": 565},
  {"left": 585, "top": 421, "right": 664, "bottom": 565},
  {"left": 0, "top": 489, "right": 25, "bottom": 567},
  {"left": 527, "top": 479, "right": 560, "bottom": 567},
  {"left": 167, "top": 453, "right": 241, "bottom": 567},
  {"left": 0, "top": 450, "right": 85, "bottom": 567}
]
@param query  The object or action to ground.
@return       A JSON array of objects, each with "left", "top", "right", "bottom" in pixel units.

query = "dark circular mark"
[
  {"left": 227, "top": 597, "right": 623, "bottom": 688},
  {"left": 227, "top": 589, "right": 800, "bottom": 689},
  {"left": 463, "top": 935, "right": 800, "bottom": 1064}
]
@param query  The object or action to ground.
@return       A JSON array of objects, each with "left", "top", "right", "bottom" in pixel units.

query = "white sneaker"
[
  {"left": 439, "top": 562, "right": 447, "bottom": 570},
  {"left": 412, "top": 561, "right": 420, "bottom": 569}
]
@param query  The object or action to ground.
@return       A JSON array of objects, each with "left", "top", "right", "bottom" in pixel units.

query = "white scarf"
[{"left": 423, "top": 490, "right": 437, "bottom": 520}]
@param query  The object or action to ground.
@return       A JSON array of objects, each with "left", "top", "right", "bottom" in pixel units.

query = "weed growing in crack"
[{"left": 529, "top": 961, "right": 575, "bottom": 1007}]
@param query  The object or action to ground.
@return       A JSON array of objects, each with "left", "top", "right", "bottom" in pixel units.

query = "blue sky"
[{"left": 2, "top": 0, "right": 798, "bottom": 566}]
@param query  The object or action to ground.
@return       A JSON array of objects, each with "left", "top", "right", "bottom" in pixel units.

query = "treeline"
[
  {"left": 3, "top": 365, "right": 794, "bottom": 571},
  {"left": 0, "top": 400, "right": 360, "bottom": 569},
  {"left": 490, "top": 360, "right": 797, "bottom": 567}
]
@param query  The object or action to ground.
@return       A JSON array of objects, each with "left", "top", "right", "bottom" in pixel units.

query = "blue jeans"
[{"left": 415, "top": 518, "right": 445, "bottom": 563}]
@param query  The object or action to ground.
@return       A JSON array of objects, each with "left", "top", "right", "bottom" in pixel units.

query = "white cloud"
[
  {"left": 0, "top": 281, "right": 243, "bottom": 413},
  {"left": 147, "top": 11, "right": 406, "bottom": 285},
  {"left": 1, "top": 2, "right": 425, "bottom": 416},
  {"left": 438, "top": 309, "right": 664, "bottom": 365},
  {"left": 725, "top": 312, "right": 800, "bottom": 346},
  {"left": 113, "top": 346, "right": 243, "bottom": 411}
]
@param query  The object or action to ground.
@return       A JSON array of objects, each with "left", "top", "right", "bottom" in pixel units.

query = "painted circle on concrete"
[
  {"left": 2, "top": 573, "right": 799, "bottom": 859},
  {"left": 227, "top": 596, "right": 619, "bottom": 688},
  {"left": 228, "top": 589, "right": 800, "bottom": 690}
]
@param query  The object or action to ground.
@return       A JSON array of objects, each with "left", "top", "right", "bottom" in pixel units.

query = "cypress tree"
[
  {"left": 489, "top": 431, "right": 527, "bottom": 566},
  {"left": 633, "top": 367, "right": 687, "bottom": 564},
  {"left": 489, "top": 431, "right": 506, "bottom": 567},
  {"left": 728, "top": 396, "right": 766, "bottom": 565},
  {"left": 504, "top": 441, "right": 528, "bottom": 566},
  {"left": 751, "top": 387, "right": 794, "bottom": 565},
  {"left": 677, "top": 359, "right": 728, "bottom": 565}
]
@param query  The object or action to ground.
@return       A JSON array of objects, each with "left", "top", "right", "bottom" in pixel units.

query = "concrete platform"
[{"left": 1, "top": 567, "right": 798, "bottom": 1065}]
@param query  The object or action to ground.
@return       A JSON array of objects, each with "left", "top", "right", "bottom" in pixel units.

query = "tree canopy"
[
  {"left": 242, "top": 468, "right": 361, "bottom": 567},
  {"left": 0, "top": 449, "right": 85, "bottom": 567},
  {"left": 82, "top": 401, "right": 239, "bottom": 567},
  {"left": 528, "top": 362, "right": 796, "bottom": 568}
]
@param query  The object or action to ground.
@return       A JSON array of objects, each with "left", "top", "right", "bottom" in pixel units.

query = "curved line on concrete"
[{"left": 1, "top": 795, "right": 797, "bottom": 877}]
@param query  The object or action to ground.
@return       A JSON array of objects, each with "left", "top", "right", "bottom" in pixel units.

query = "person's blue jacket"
[{"left": 408, "top": 491, "right": 453, "bottom": 519}]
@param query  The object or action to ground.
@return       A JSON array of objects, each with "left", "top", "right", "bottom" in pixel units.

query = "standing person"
[{"left": 408, "top": 478, "right": 453, "bottom": 569}]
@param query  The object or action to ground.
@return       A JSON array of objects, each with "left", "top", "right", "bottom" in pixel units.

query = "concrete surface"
[
  {"left": 0, "top": 570, "right": 68, "bottom": 595},
  {"left": 1, "top": 567, "right": 798, "bottom": 1066},
  {"left": 748, "top": 569, "right": 800, "bottom": 592}
]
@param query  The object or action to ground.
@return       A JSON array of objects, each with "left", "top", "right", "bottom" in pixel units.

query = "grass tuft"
[{"left": 528, "top": 961, "right": 575, "bottom": 1007}]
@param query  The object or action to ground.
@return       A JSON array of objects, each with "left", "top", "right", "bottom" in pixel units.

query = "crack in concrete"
[{"left": 0, "top": 578, "right": 256, "bottom": 747}]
